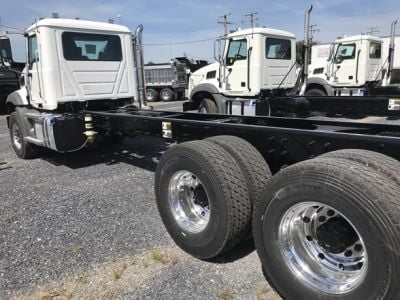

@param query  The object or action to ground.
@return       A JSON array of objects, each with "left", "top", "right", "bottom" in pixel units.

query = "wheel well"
[
  {"left": 306, "top": 83, "right": 327, "bottom": 94},
  {"left": 191, "top": 91, "right": 215, "bottom": 108}
]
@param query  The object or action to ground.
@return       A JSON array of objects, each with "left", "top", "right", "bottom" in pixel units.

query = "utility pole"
[
  {"left": 366, "top": 26, "right": 379, "bottom": 35},
  {"left": 309, "top": 24, "right": 319, "bottom": 43},
  {"left": 218, "top": 13, "right": 232, "bottom": 37},
  {"left": 245, "top": 12, "right": 258, "bottom": 28}
]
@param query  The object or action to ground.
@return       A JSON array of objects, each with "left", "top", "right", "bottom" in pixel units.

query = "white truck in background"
[
  {"left": 185, "top": 27, "right": 297, "bottom": 114},
  {"left": 306, "top": 20, "right": 400, "bottom": 96}
]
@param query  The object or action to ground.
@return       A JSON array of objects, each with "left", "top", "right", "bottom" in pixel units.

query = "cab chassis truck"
[{"left": 6, "top": 18, "right": 400, "bottom": 299}]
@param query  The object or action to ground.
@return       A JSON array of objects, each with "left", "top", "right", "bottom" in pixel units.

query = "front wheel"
[
  {"left": 9, "top": 112, "right": 37, "bottom": 159},
  {"left": 305, "top": 88, "right": 326, "bottom": 96},
  {"left": 253, "top": 156, "right": 400, "bottom": 299},
  {"left": 198, "top": 98, "right": 217, "bottom": 114}
]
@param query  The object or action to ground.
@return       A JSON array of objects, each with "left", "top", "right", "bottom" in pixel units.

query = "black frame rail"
[{"left": 87, "top": 108, "right": 400, "bottom": 172}]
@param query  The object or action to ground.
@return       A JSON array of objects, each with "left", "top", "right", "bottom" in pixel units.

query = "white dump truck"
[
  {"left": 5, "top": 17, "right": 400, "bottom": 300},
  {"left": 144, "top": 60, "right": 187, "bottom": 102}
]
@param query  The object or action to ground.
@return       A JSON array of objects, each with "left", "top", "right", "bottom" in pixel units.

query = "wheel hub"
[
  {"left": 278, "top": 202, "right": 368, "bottom": 294},
  {"left": 168, "top": 171, "right": 210, "bottom": 233},
  {"left": 316, "top": 216, "right": 359, "bottom": 254}
]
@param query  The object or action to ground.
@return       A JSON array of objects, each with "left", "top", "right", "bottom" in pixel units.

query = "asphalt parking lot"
[{"left": 0, "top": 101, "right": 280, "bottom": 299}]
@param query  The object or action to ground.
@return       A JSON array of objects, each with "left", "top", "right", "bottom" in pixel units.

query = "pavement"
[{"left": 0, "top": 101, "right": 280, "bottom": 300}]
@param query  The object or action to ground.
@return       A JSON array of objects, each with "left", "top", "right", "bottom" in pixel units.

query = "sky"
[{"left": 1, "top": 0, "right": 400, "bottom": 63}]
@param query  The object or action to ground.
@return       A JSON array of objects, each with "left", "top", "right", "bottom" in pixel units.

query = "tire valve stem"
[{"left": 83, "top": 114, "right": 97, "bottom": 143}]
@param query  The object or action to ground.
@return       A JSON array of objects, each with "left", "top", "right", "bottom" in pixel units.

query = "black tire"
[
  {"left": 321, "top": 149, "right": 400, "bottom": 186},
  {"left": 155, "top": 140, "right": 251, "bottom": 259},
  {"left": 253, "top": 157, "right": 400, "bottom": 299},
  {"left": 198, "top": 98, "right": 218, "bottom": 114},
  {"left": 206, "top": 135, "right": 272, "bottom": 205},
  {"left": 9, "top": 112, "right": 36, "bottom": 159},
  {"left": 102, "top": 133, "right": 125, "bottom": 145},
  {"left": 160, "top": 88, "right": 174, "bottom": 101},
  {"left": 305, "top": 88, "right": 326, "bottom": 96},
  {"left": 145, "top": 88, "right": 158, "bottom": 102}
]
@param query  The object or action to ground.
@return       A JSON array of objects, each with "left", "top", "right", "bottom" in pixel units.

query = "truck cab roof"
[
  {"left": 26, "top": 18, "right": 131, "bottom": 34},
  {"left": 336, "top": 35, "right": 382, "bottom": 44},
  {"left": 228, "top": 27, "right": 296, "bottom": 39}
]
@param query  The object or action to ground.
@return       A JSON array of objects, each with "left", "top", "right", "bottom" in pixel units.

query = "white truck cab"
[
  {"left": 187, "top": 27, "right": 297, "bottom": 114},
  {"left": 18, "top": 18, "right": 137, "bottom": 111},
  {"left": 307, "top": 35, "right": 385, "bottom": 96},
  {"left": 6, "top": 18, "right": 144, "bottom": 158}
]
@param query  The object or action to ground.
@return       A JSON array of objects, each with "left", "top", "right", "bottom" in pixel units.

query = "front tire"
[
  {"left": 9, "top": 112, "right": 36, "bottom": 159},
  {"left": 253, "top": 156, "right": 400, "bottom": 299},
  {"left": 305, "top": 88, "right": 326, "bottom": 96},
  {"left": 155, "top": 140, "right": 251, "bottom": 259},
  {"left": 198, "top": 98, "right": 218, "bottom": 114}
]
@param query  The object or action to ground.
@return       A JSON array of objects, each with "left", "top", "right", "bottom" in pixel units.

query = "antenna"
[
  {"left": 218, "top": 13, "right": 232, "bottom": 37},
  {"left": 245, "top": 12, "right": 258, "bottom": 28}
]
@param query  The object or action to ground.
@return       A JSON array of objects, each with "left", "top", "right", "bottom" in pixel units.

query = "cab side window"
[
  {"left": 369, "top": 42, "right": 381, "bottom": 59},
  {"left": 28, "top": 35, "right": 38, "bottom": 66},
  {"left": 226, "top": 39, "right": 247, "bottom": 66}
]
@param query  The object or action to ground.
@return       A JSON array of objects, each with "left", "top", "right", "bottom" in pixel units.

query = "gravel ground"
[{"left": 0, "top": 110, "right": 279, "bottom": 300}]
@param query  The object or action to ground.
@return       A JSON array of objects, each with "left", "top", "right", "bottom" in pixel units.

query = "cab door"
[
  {"left": 27, "top": 34, "right": 44, "bottom": 105},
  {"left": 332, "top": 43, "right": 358, "bottom": 86},
  {"left": 224, "top": 38, "right": 248, "bottom": 94}
]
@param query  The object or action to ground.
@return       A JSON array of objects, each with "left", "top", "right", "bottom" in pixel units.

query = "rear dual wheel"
[
  {"left": 155, "top": 140, "right": 252, "bottom": 258},
  {"left": 253, "top": 152, "right": 400, "bottom": 299},
  {"left": 155, "top": 136, "right": 270, "bottom": 258}
]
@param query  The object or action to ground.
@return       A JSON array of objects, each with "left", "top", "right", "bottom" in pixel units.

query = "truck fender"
[
  {"left": 6, "top": 88, "right": 29, "bottom": 111},
  {"left": 306, "top": 78, "right": 333, "bottom": 96},
  {"left": 189, "top": 83, "right": 225, "bottom": 112}
]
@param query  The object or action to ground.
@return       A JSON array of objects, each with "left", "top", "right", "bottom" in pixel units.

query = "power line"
[{"left": 0, "top": 24, "right": 24, "bottom": 32}]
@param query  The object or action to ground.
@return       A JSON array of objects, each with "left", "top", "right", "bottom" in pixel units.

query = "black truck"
[{"left": 0, "top": 36, "right": 24, "bottom": 113}]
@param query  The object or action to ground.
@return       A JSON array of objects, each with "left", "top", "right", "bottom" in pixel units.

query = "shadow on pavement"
[{"left": 41, "top": 135, "right": 167, "bottom": 172}]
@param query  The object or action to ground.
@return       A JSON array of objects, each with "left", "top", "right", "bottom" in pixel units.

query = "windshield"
[
  {"left": 0, "top": 38, "right": 13, "bottom": 60},
  {"left": 334, "top": 43, "right": 356, "bottom": 61}
]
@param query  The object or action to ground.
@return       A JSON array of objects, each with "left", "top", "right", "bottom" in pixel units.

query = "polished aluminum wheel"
[
  {"left": 168, "top": 170, "right": 210, "bottom": 233},
  {"left": 279, "top": 202, "right": 367, "bottom": 294},
  {"left": 12, "top": 123, "right": 23, "bottom": 150}
]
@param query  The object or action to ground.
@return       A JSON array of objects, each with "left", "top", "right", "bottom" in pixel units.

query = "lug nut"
[
  {"left": 318, "top": 216, "right": 326, "bottom": 222},
  {"left": 303, "top": 217, "right": 310, "bottom": 223},
  {"left": 306, "top": 235, "right": 313, "bottom": 241},
  {"left": 318, "top": 253, "right": 325, "bottom": 260},
  {"left": 344, "top": 250, "right": 353, "bottom": 257},
  {"left": 327, "top": 210, "right": 335, "bottom": 217},
  {"left": 354, "top": 244, "right": 363, "bottom": 252}
]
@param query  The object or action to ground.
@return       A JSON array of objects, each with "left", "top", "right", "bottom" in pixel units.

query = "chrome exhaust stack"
[
  {"left": 133, "top": 25, "right": 152, "bottom": 110},
  {"left": 299, "top": 5, "right": 313, "bottom": 95},
  {"left": 383, "top": 19, "right": 398, "bottom": 86}
]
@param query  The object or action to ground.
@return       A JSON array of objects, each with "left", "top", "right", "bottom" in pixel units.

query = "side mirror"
[
  {"left": 335, "top": 55, "right": 344, "bottom": 64},
  {"left": 214, "top": 39, "right": 222, "bottom": 62}
]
